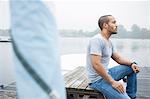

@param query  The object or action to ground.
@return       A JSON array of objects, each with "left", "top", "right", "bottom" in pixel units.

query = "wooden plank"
[
  {"left": 65, "top": 68, "right": 85, "bottom": 88},
  {"left": 65, "top": 72, "right": 85, "bottom": 88},
  {"left": 77, "top": 72, "right": 91, "bottom": 90},
  {"left": 77, "top": 78, "right": 88, "bottom": 90},
  {"left": 70, "top": 75, "right": 86, "bottom": 89},
  {"left": 70, "top": 68, "right": 88, "bottom": 89},
  {"left": 64, "top": 66, "right": 85, "bottom": 85}
]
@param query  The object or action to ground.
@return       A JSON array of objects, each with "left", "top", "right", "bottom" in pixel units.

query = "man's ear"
[{"left": 103, "top": 23, "right": 108, "bottom": 29}]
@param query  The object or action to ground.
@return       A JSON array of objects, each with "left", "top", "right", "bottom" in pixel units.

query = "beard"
[
  {"left": 111, "top": 31, "right": 117, "bottom": 34},
  {"left": 112, "top": 27, "right": 117, "bottom": 34}
]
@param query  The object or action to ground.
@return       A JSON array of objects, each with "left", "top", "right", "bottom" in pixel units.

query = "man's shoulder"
[{"left": 90, "top": 34, "right": 103, "bottom": 42}]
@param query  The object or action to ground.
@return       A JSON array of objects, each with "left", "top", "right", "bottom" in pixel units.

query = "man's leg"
[
  {"left": 108, "top": 65, "right": 137, "bottom": 99},
  {"left": 90, "top": 79, "right": 130, "bottom": 99},
  {"left": 126, "top": 73, "right": 137, "bottom": 99}
]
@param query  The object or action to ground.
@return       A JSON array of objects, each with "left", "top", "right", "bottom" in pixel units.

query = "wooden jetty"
[
  {"left": 0, "top": 67, "right": 149, "bottom": 99},
  {"left": 64, "top": 66, "right": 150, "bottom": 99}
]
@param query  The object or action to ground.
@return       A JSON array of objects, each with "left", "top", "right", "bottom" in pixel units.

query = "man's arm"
[
  {"left": 91, "top": 54, "right": 114, "bottom": 84},
  {"left": 91, "top": 54, "right": 124, "bottom": 93},
  {"left": 111, "top": 52, "right": 132, "bottom": 66},
  {"left": 112, "top": 52, "right": 140, "bottom": 73}
]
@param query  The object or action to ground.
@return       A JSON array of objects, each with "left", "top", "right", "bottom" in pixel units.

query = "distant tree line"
[
  {"left": 0, "top": 24, "right": 150, "bottom": 39},
  {"left": 59, "top": 24, "right": 150, "bottom": 39}
]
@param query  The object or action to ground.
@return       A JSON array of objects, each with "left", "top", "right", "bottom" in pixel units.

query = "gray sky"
[
  {"left": 0, "top": 0, "right": 149, "bottom": 31},
  {"left": 55, "top": 1, "right": 150, "bottom": 31}
]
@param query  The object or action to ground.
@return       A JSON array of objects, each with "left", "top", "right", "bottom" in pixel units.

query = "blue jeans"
[{"left": 89, "top": 65, "right": 137, "bottom": 99}]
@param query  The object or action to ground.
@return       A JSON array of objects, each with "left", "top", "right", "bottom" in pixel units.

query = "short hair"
[{"left": 98, "top": 15, "right": 112, "bottom": 30}]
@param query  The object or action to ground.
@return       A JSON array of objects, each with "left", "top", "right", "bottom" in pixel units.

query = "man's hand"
[
  {"left": 111, "top": 80, "right": 124, "bottom": 93},
  {"left": 131, "top": 64, "right": 140, "bottom": 73}
]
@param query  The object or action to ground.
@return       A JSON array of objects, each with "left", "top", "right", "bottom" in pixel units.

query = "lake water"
[
  {"left": 1, "top": 37, "right": 150, "bottom": 85},
  {"left": 59, "top": 37, "right": 150, "bottom": 67},
  {"left": 0, "top": 42, "right": 15, "bottom": 85}
]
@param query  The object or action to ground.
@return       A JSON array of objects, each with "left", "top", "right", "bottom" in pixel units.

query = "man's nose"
[
  {"left": 115, "top": 23, "right": 118, "bottom": 27},
  {"left": 115, "top": 24, "right": 118, "bottom": 29}
]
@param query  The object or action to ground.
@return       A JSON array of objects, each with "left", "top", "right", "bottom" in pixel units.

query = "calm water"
[
  {"left": 0, "top": 42, "right": 15, "bottom": 85},
  {"left": 1, "top": 38, "right": 150, "bottom": 84},
  {"left": 59, "top": 37, "right": 150, "bottom": 67}
]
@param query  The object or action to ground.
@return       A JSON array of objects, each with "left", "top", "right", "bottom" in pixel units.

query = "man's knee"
[{"left": 120, "top": 65, "right": 135, "bottom": 74}]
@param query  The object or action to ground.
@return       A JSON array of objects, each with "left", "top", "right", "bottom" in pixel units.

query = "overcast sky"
[
  {"left": 0, "top": 0, "right": 149, "bottom": 31},
  {"left": 55, "top": 1, "right": 150, "bottom": 31},
  {"left": 0, "top": 1, "right": 10, "bottom": 29}
]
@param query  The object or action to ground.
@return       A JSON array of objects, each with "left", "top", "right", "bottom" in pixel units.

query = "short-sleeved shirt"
[{"left": 86, "top": 34, "right": 116, "bottom": 83}]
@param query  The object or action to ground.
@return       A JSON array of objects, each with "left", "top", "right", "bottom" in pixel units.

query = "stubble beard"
[{"left": 111, "top": 31, "right": 117, "bottom": 34}]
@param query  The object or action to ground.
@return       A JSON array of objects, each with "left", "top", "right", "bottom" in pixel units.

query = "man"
[
  {"left": 10, "top": 1, "right": 66, "bottom": 99},
  {"left": 86, "top": 15, "right": 140, "bottom": 99}
]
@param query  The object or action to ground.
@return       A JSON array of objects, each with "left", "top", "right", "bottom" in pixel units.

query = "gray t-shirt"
[{"left": 86, "top": 34, "right": 116, "bottom": 83}]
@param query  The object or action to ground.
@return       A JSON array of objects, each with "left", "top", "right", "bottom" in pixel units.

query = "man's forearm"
[
  {"left": 112, "top": 53, "right": 132, "bottom": 66},
  {"left": 113, "top": 55, "right": 132, "bottom": 66},
  {"left": 117, "top": 57, "right": 132, "bottom": 66}
]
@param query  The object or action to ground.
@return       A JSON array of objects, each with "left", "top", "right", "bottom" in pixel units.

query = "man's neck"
[{"left": 101, "top": 30, "right": 111, "bottom": 40}]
